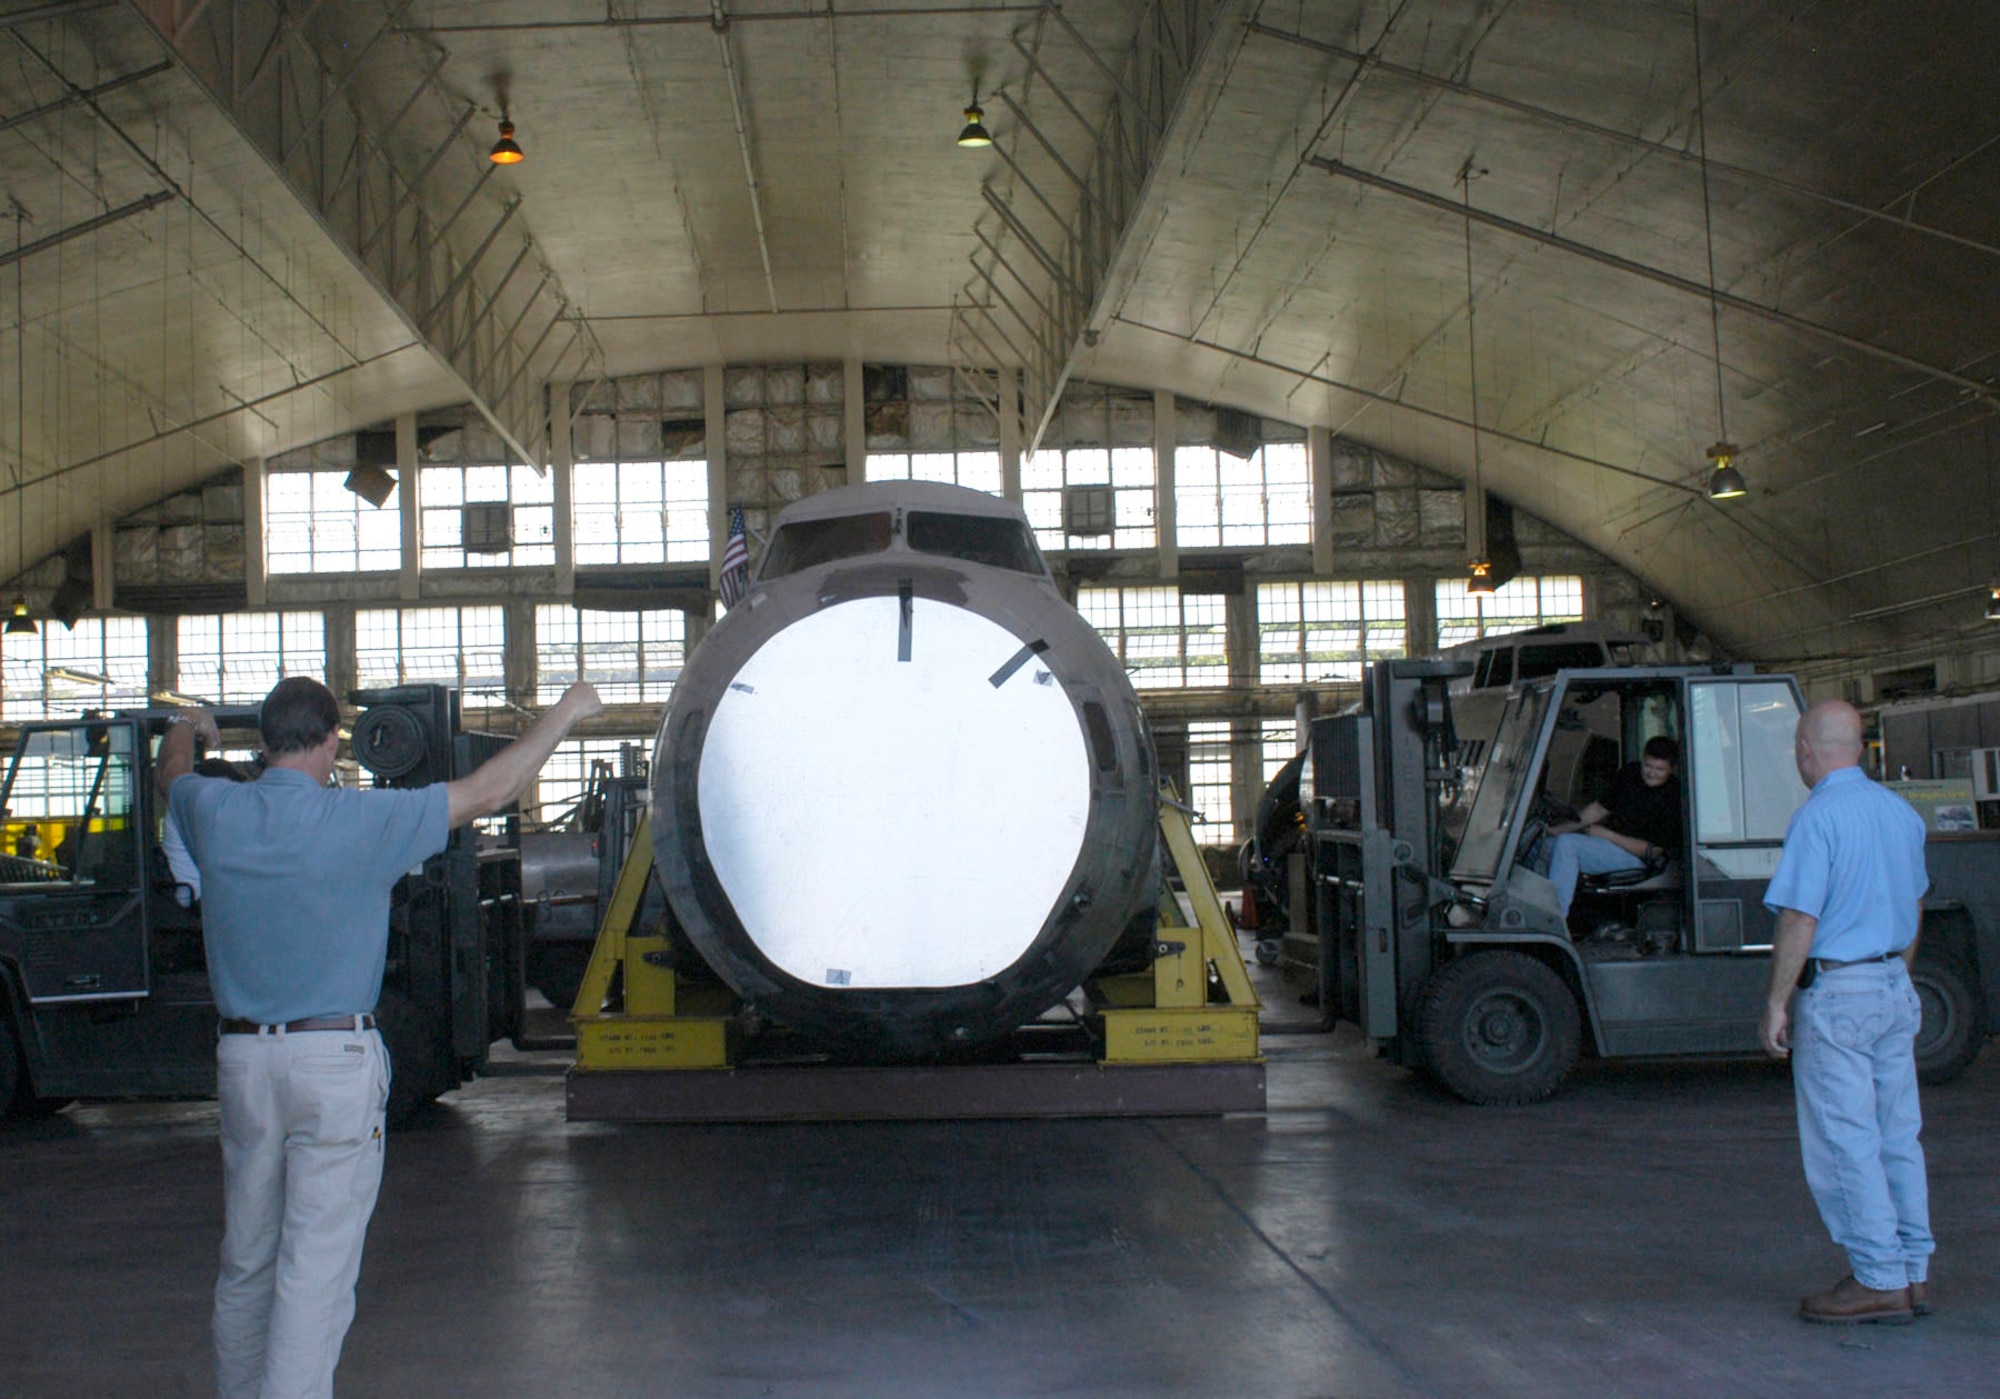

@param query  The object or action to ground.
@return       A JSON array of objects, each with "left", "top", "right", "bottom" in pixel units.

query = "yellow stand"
[
  {"left": 1092, "top": 788, "right": 1263, "bottom": 1064},
  {"left": 569, "top": 794, "right": 1260, "bottom": 1072},
  {"left": 568, "top": 811, "right": 735, "bottom": 1069}
]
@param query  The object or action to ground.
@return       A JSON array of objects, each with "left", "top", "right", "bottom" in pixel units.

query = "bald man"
[{"left": 1762, "top": 700, "right": 1932, "bottom": 1326}]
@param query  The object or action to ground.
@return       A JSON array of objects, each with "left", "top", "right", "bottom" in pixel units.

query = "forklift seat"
[{"left": 1580, "top": 853, "right": 1680, "bottom": 895}]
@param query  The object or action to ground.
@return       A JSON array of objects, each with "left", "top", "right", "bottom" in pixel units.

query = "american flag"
[{"left": 717, "top": 506, "right": 750, "bottom": 609}]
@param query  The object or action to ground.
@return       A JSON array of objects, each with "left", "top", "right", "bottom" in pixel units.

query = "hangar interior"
[{"left": 4, "top": 1, "right": 2000, "bottom": 1395}]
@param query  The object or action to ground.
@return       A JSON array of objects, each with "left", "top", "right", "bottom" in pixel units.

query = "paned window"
[
  {"left": 1257, "top": 580, "right": 1407, "bottom": 683},
  {"left": 1022, "top": 447, "right": 1156, "bottom": 551},
  {"left": 355, "top": 607, "right": 506, "bottom": 708},
  {"left": 1175, "top": 443, "right": 1311, "bottom": 548},
  {"left": 266, "top": 470, "right": 400, "bottom": 574},
  {"left": 865, "top": 451, "right": 1003, "bottom": 494},
  {"left": 1188, "top": 721, "right": 1234, "bottom": 844},
  {"left": 176, "top": 612, "right": 325, "bottom": 704},
  {"left": 1435, "top": 575, "right": 1585, "bottom": 648},
  {"left": 419, "top": 464, "right": 556, "bottom": 568},
  {"left": 532, "top": 736, "right": 649, "bottom": 826},
  {"left": 1, "top": 617, "right": 150, "bottom": 721},
  {"left": 573, "top": 460, "right": 709, "bottom": 566},
  {"left": 535, "top": 606, "right": 684, "bottom": 705},
  {"left": 1075, "top": 586, "right": 1226, "bottom": 690},
  {"left": 1262, "top": 720, "right": 1300, "bottom": 784}
]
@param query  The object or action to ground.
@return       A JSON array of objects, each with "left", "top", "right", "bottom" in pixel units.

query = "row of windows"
[
  {"left": 0, "top": 606, "right": 688, "bottom": 721},
  {"left": 0, "top": 576, "right": 1578, "bottom": 721},
  {"left": 265, "top": 441, "right": 1321, "bottom": 574},
  {"left": 1081, "top": 576, "right": 1580, "bottom": 687}
]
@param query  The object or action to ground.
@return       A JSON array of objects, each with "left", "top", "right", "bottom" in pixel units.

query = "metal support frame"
[
  {"left": 948, "top": 1, "right": 1248, "bottom": 456},
  {"left": 124, "top": 0, "right": 601, "bottom": 466},
  {"left": 566, "top": 791, "right": 1264, "bottom": 1120}
]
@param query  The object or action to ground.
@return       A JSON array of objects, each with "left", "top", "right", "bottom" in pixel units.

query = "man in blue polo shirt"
[
  {"left": 1760, "top": 699, "right": 1931, "bottom": 1327},
  {"left": 159, "top": 675, "right": 600, "bottom": 1399}
]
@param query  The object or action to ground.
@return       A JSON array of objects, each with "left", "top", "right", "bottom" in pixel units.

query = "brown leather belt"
[{"left": 219, "top": 1014, "right": 377, "bottom": 1035}]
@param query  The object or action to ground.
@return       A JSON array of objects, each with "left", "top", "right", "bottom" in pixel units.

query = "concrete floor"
[{"left": 6, "top": 1026, "right": 1999, "bottom": 1398}]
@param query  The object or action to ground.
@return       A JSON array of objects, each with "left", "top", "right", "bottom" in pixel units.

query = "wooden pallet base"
[{"left": 565, "top": 1059, "right": 1266, "bottom": 1123}]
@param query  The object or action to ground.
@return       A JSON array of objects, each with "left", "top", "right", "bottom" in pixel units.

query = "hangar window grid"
[
  {"left": 1175, "top": 443, "right": 1312, "bottom": 549},
  {"left": 1, "top": 617, "right": 151, "bottom": 721},
  {"left": 573, "top": 459, "right": 710, "bottom": 566},
  {"left": 1187, "top": 720, "right": 1234, "bottom": 844},
  {"left": 265, "top": 469, "right": 401, "bottom": 575},
  {"left": 535, "top": 606, "right": 684, "bottom": 706},
  {"left": 533, "top": 736, "right": 649, "bottom": 825},
  {"left": 177, "top": 612, "right": 326, "bottom": 704},
  {"left": 1076, "top": 586, "right": 1227, "bottom": 690},
  {"left": 1435, "top": 575, "right": 1584, "bottom": 646},
  {"left": 1022, "top": 447, "right": 1157, "bottom": 552},
  {"left": 1262, "top": 720, "right": 1300, "bottom": 783},
  {"left": 863, "top": 451, "right": 1003, "bottom": 494},
  {"left": 419, "top": 464, "right": 556, "bottom": 569},
  {"left": 1257, "top": 580, "right": 1408, "bottom": 684},
  {"left": 355, "top": 606, "right": 506, "bottom": 709}
]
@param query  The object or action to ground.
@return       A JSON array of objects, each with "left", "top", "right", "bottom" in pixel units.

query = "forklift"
[
  {"left": 0, "top": 685, "right": 530, "bottom": 1124},
  {"left": 1290, "top": 660, "right": 1998, "bottom": 1104}
]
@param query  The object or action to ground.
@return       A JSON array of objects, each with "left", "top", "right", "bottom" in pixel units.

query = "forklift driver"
[{"left": 1544, "top": 735, "right": 1683, "bottom": 917}]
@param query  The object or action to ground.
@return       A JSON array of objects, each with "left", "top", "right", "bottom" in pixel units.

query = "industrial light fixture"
[
  {"left": 1457, "top": 157, "right": 1494, "bottom": 599},
  {"left": 344, "top": 464, "right": 397, "bottom": 508},
  {"left": 1692, "top": 4, "right": 1743, "bottom": 502},
  {"left": 6, "top": 210, "right": 29, "bottom": 639},
  {"left": 1705, "top": 442, "right": 1747, "bottom": 500},
  {"left": 956, "top": 84, "right": 993, "bottom": 148},
  {"left": 1986, "top": 586, "right": 2000, "bottom": 622},
  {"left": 489, "top": 118, "right": 524, "bottom": 165}
]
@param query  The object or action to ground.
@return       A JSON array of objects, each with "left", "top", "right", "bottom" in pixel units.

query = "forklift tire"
[
  {"left": 1418, "top": 951, "right": 1581, "bottom": 1106},
  {"left": 1911, "top": 955, "right": 1985, "bottom": 1087},
  {"left": 375, "top": 992, "right": 443, "bottom": 1130},
  {"left": 0, "top": 1011, "right": 20, "bottom": 1113}
]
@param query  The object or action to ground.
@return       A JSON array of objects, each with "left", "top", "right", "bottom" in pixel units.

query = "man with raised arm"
[
  {"left": 155, "top": 676, "right": 602, "bottom": 1399},
  {"left": 1760, "top": 699, "right": 1932, "bottom": 1326}
]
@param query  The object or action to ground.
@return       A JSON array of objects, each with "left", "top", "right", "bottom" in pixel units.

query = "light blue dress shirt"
[
  {"left": 1764, "top": 766, "right": 1928, "bottom": 961},
  {"left": 170, "top": 768, "right": 450, "bottom": 1023}
]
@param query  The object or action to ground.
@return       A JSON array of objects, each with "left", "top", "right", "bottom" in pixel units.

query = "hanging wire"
[{"left": 1693, "top": 0, "right": 1727, "bottom": 444}]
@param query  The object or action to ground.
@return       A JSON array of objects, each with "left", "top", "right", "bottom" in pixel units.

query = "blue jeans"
[
  {"left": 1546, "top": 833, "right": 1645, "bottom": 915},
  {"left": 1792, "top": 960, "right": 1932, "bottom": 1292}
]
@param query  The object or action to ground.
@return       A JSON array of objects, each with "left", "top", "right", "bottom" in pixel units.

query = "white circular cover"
[{"left": 697, "top": 597, "right": 1091, "bottom": 989}]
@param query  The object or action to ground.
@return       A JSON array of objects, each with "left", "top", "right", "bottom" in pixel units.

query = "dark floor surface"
[{"left": 6, "top": 1025, "right": 1998, "bottom": 1398}]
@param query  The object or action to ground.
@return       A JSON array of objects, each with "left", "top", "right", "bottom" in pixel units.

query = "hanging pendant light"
[
  {"left": 957, "top": 82, "right": 993, "bottom": 148},
  {"left": 1457, "top": 158, "right": 1494, "bottom": 598},
  {"left": 489, "top": 118, "right": 525, "bottom": 165},
  {"left": 1693, "top": 4, "right": 1744, "bottom": 502},
  {"left": 6, "top": 596, "right": 34, "bottom": 635},
  {"left": 1466, "top": 559, "right": 1495, "bottom": 596},
  {"left": 1705, "top": 442, "right": 1747, "bottom": 500}
]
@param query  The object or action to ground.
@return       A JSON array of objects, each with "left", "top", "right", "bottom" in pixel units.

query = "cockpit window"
[
  {"left": 906, "top": 512, "right": 1044, "bottom": 575},
  {"left": 759, "top": 512, "right": 892, "bottom": 580}
]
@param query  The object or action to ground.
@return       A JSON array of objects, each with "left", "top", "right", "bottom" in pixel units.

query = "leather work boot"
[
  {"left": 1910, "top": 1280, "right": 1932, "bottom": 1316},
  {"left": 1799, "top": 1275, "right": 1914, "bottom": 1325}
]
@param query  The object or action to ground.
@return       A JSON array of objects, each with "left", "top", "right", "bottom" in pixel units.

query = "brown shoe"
[
  {"left": 1910, "top": 1280, "right": 1932, "bottom": 1316},
  {"left": 1799, "top": 1275, "right": 1914, "bottom": 1325}
]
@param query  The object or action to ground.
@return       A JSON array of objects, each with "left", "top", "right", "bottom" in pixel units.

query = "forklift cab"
[{"left": 1448, "top": 666, "right": 1809, "bottom": 1057}]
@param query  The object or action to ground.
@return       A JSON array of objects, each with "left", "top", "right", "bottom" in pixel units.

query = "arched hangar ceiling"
[{"left": 0, "top": 0, "right": 1996, "bottom": 674}]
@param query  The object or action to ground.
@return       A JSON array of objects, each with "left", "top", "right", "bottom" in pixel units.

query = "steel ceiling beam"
[
  {"left": 949, "top": 1, "right": 1250, "bottom": 456},
  {"left": 123, "top": 0, "right": 599, "bottom": 467}
]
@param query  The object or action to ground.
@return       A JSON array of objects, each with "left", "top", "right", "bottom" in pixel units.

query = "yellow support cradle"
[
  {"left": 1092, "top": 787, "right": 1263, "bottom": 1064},
  {"left": 568, "top": 811, "right": 734, "bottom": 1069},
  {"left": 568, "top": 792, "right": 1261, "bottom": 1075}
]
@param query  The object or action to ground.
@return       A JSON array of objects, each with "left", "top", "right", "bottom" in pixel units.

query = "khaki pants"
[{"left": 212, "top": 1025, "right": 388, "bottom": 1399}]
